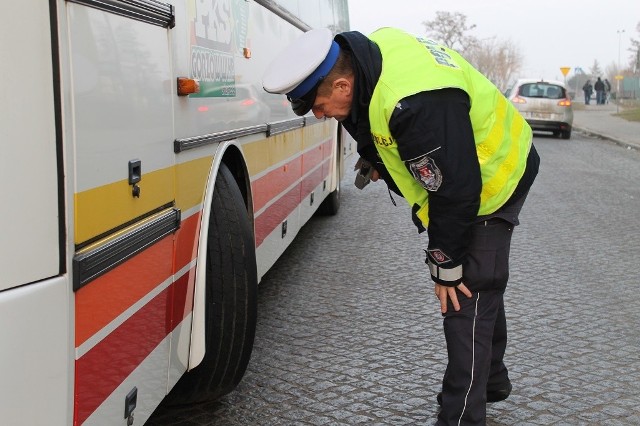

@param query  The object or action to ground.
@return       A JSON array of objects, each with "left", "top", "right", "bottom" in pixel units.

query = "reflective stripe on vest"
[{"left": 368, "top": 28, "right": 532, "bottom": 227}]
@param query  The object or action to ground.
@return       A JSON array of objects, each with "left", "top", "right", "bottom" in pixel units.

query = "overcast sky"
[{"left": 347, "top": 0, "right": 639, "bottom": 82}]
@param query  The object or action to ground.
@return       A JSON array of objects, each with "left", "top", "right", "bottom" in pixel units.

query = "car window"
[{"left": 518, "top": 83, "right": 564, "bottom": 99}]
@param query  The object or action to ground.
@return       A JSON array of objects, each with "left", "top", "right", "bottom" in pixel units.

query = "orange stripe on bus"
[
  {"left": 75, "top": 271, "right": 194, "bottom": 424},
  {"left": 75, "top": 238, "right": 172, "bottom": 347},
  {"left": 75, "top": 214, "right": 200, "bottom": 347}
]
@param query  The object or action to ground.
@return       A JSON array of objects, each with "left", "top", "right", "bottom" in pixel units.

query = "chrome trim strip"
[
  {"left": 174, "top": 116, "right": 330, "bottom": 153},
  {"left": 267, "top": 118, "right": 305, "bottom": 137},
  {"left": 253, "top": 0, "right": 310, "bottom": 32},
  {"left": 66, "top": 0, "right": 175, "bottom": 28},
  {"left": 304, "top": 116, "right": 327, "bottom": 126},
  {"left": 73, "top": 207, "right": 181, "bottom": 291},
  {"left": 174, "top": 125, "right": 268, "bottom": 153}
]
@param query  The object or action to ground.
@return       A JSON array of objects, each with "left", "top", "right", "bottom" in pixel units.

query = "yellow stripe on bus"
[
  {"left": 175, "top": 156, "right": 214, "bottom": 211},
  {"left": 74, "top": 168, "right": 174, "bottom": 244},
  {"left": 243, "top": 123, "right": 333, "bottom": 176},
  {"left": 75, "top": 156, "right": 215, "bottom": 245},
  {"left": 75, "top": 123, "right": 333, "bottom": 244},
  {"left": 243, "top": 133, "right": 302, "bottom": 176}
]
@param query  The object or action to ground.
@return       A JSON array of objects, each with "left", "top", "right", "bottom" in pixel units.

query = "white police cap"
[{"left": 262, "top": 28, "right": 340, "bottom": 115}]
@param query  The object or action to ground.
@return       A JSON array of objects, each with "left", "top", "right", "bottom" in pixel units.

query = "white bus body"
[{"left": 0, "top": 0, "right": 353, "bottom": 424}]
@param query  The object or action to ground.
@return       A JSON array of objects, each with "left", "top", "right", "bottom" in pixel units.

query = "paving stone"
[{"left": 149, "top": 135, "right": 640, "bottom": 424}]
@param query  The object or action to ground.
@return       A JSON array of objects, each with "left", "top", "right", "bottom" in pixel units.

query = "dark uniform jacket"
[{"left": 335, "top": 31, "right": 539, "bottom": 275}]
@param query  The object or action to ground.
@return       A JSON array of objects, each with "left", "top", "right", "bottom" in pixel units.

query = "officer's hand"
[
  {"left": 434, "top": 282, "right": 472, "bottom": 313},
  {"left": 371, "top": 169, "right": 380, "bottom": 182}
]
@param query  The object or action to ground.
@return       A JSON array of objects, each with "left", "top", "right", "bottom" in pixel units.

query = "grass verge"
[{"left": 614, "top": 100, "right": 640, "bottom": 122}]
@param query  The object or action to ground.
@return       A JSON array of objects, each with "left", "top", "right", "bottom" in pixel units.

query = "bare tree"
[
  {"left": 422, "top": 11, "right": 522, "bottom": 92},
  {"left": 464, "top": 38, "right": 523, "bottom": 91},
  {"left": 629, "top": 21, "right": 640, "bottom": 73},
  {"left": 589, "top": 60, "right": 604, "bottom": 78},
  {"left": 422, "top": 11, "right": 477, "bottom": 52}
]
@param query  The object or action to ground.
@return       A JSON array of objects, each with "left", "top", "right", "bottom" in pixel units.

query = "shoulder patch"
[{"left": 408, "top": 154, "right": 442, "bottom": 191}]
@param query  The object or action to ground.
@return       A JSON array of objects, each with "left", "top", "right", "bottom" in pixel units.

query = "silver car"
[{"left": 505, "top": 79, "right": 573, "bottom": 139}]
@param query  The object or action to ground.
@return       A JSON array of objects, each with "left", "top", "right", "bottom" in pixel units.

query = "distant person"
[
  {"left": 582, "top": 80, "right": 593, "bottom": 105},
  {"left": 604, "top": 78, "right": 612, "bottom": 103},
  {"left": 594, "top": 77, "right": 605, "bottom": 105}
]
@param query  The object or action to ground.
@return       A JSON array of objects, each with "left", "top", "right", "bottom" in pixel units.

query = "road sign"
[
  {"left": 614, "top": 75, "right": 624, "bottom": 80},
  {"left": 560, "top": 67, "right": 571, "bottom": 76}
]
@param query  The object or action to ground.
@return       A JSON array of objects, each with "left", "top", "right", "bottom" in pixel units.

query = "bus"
[{"left": 0, "top": 0, "right": 353, "bottom": 424}]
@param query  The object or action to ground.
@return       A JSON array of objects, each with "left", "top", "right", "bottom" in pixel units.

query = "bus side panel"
[
  {"left": 0, "top": 1, "right": 71, "bottom": 424},
  {"left": 1, "top": 0, "right": 60, "bottom": 290},
  {"left": 299, "top": 122, "right": 339, "bottom": 222},
  {"left": 68, "top": 4, "right": 175, "bottom": 243},
  {"left": 247, "top": 122, "right": 338, "bottom": 279},
  {"left": 0, "top": 278, "right": 71, "bottom": 425},
  {"left": 67, "top": 3, "right": 176, "bottom": 424}
]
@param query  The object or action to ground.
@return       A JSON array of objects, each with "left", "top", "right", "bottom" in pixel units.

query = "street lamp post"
[
  {"left": 617, "top": 29, "right": 625, "bottom": 69},
  {"left": 617, "top": 29, "right": 625, "bottom": 112}
]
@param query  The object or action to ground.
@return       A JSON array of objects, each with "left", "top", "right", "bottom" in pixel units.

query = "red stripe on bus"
[
  {"left": 74, "top": 271, "right": 193, "bottom": 425},
  {"left": 301, "top": 164, "right": 325, "bottom": 200},
  {"left": 252, "top": 138, "right": 332, "bottom": 212},
  {"left": 301, "top": 143, "right": 324, "bottom": 176},
  {"left": 175, "top": 211, "right": 201, "bottom": 275},
  {"left": 74, "top": 140, "right": 334, "bottom": 421},
  {"left": 74, "top": 238, "right": 173, "bottom": 347},
  {"left": 254, "top": 155, "right": 331, "bottom": 247},
  {"left": 75, "top": 214, "right": 199, "bottom": 347},
  {"left": 252, "top": 157, "right": 303, "bottom": 212}
]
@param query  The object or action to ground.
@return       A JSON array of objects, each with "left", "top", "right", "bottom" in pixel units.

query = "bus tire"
[
  {"left": 316, "top": 176, "right": 340, "bottom": 216},
  {"left": 165, "top": 162, "right": 257, "bottom": 405},
  {"left": 316, "top": 139, "right": 341, "bottom": 216}
]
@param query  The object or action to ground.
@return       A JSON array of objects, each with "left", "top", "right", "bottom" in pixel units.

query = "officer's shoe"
[
  {"left": 486, "top": 382, "right": 512, "bottom": 403},
  {"left": 436, "top": 383, "right": 512, "bottom": 406}
]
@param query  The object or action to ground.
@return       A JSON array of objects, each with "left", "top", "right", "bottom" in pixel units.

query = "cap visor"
[{"left": 289, "top": 83, "right": 320, "bottom": 116}]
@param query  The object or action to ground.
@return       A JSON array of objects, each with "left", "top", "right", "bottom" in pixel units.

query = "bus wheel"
[
  {"left": 316, "top": 176, "right": 340, "bottom": 216},
  {"left": 166, "top": 162, "right": 257, "bottom": 405},
  {"left": 316, "top": 144, "right": 341, "bottom": 216}
]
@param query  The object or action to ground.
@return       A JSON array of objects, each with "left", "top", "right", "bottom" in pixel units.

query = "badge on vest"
[{"left": 408, "top": 155, "right": 442, "bottom": 191}]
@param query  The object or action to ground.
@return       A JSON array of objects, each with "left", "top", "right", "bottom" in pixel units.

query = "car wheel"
[
  {"left": 561, "top": 129, "right": 571, "bottom": 139},
  {"left": 164, "top": 162, "right": 257, "bottom": 405}
]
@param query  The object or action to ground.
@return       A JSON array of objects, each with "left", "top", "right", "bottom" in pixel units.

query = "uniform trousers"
[{"left": 436, "top": 195, "right": 525, "bottom": 426}]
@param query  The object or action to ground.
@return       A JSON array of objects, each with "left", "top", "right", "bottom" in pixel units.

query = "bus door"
[{"left": 67, "top": 1, "right": 179, "bottom": 423}]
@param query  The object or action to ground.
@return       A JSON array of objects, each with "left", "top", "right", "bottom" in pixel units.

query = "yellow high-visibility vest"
[{"left": 368, "top": 28, "right": 532, "bottom": 226}]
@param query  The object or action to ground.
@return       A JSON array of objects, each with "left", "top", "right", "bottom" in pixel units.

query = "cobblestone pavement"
[{"left": 149, "top": 133, "right": 640, "bottom": 425}]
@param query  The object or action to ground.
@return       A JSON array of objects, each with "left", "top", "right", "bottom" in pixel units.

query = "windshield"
[{"left": 518, "top": 83, "right": 565, "bottom": 99}]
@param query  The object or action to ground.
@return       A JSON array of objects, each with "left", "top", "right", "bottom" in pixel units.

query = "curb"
[{"left": 573, "top": 126, "right": 639, "bottom": 152}]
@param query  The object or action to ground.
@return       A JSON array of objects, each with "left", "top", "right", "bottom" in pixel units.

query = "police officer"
[{"left": 262, "top": 27, "right": 539, "bottom": 425}]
